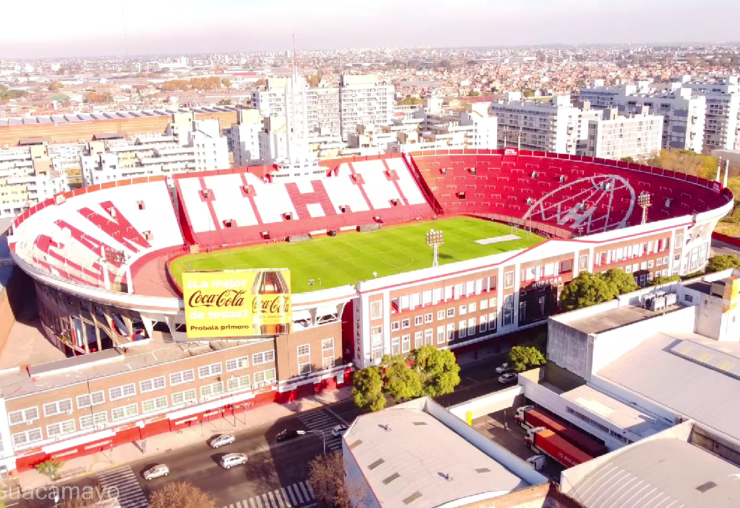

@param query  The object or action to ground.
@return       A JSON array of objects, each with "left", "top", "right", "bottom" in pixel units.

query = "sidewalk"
[{"left": 17, "top": 386, "right": 353, "bottom": 492}]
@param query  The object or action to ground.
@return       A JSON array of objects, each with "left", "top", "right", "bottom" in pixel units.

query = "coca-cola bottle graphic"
[{"left": 251, "top": 270, "right": 290, "bottom": 335}]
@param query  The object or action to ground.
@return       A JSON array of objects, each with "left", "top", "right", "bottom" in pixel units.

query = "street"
[{"left": 21, "top": 352, "right": 513, "bottom": 508}]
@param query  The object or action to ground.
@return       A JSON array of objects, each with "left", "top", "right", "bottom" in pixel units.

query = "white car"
[
  {"left": 219, "top": 453, "right": 248, "bottom": 469},
  {"left": 498, "top": 372, "right": 518, "bottom": 384},
  {"left": 331, "top": 424, "right": 348, "bottom": 437},
  {"left": 495, "top": 363, "right": 514, "bottom": 374},
  {"left": 142, "top": 464, "right": 169, "bottom": 481},
  {"left": 208, "top": 433, "right": 235, "bottom": 449}
]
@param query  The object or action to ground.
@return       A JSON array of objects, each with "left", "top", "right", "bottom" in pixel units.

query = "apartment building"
[
  {"left": 231, "top": 109, "right": 263, "bottom": 167},
  {"left": 683, "top": 76, "right": 740, "bottom": 151},
  {"left": 81, "top": 117, "right": 229, "bottom": 186},
  {"left": 490, "top": 93, "right": 582, "bottom": 154},
  {"left": 579, "top": 82, "right": 707, "bottom": 153},
  {"left": 338, "top": 75, "right": 394, "bottom": 140},
  {"left": 583, "top": 107, "right": 664, "bottom": 161},
  {"left": 0, "top": 145, "right": 69, "bottom": 218},
  {"left": 306, "top": 87, "right": 340, "bottom": 136}
]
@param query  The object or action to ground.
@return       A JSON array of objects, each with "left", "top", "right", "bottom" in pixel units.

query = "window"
[
  {"left": 8, "top": 407, "right": 39, "bottom": 426},
  {"left": 76, "top": 392, "right": 105, "bottom": 410},
  {"left": 414, "top": 331, "right": 423, "bottom": 349},
  {"left": 254, "top": 369, "right": 276, "bottom": 384},
  {"left": 169, "top": 369, "right": 195, "bottom": 386},
  {"left": 226, "top": 356, "right": 249, "bottom": 372},
  {"left": 198, "top": 363, "right": 223, "bottom": 379},
  {"left": 47, "top": 420, "right": 76, "bottom": 437},
  {"left": 446, "top": 323, "right": 455, "bottom": 342},
  {"left": 79, "top": 412, "right": 107, "bottom": 430},
  {"left": 459, "top": 305, "right": 467, "bottom": 316},
  {"left": 391, "top": 321, "right": 400, "bottom": 332},
  {"left": 503, "top": 296, "right": 514, "bottom": 326},
  {"left": 321, "top": 338, "right": 335, "bottom": 369},
  {"left": 684, "top": 294, "right": 694, "bottom": 303},
  {"left": 447, "top": 308, "right": 455, "bottom": 318},
  {"left": 371, "top": 326, "right": 383, "bottom": 361},
  {"left": 437, "top": 327, "right": 445, "bottom": 344},
  {"left": 437, "top": 310, "right": 445, "bottom": 320},
  {"left": 200, "top": 382, "right": 224, "bottom": 399},
  {"left": 458, "top": 321, "right": 467, "bottom": 338},
  {"left": 228, "top": 375, "right": 251, "bottom": 392},
  {"left": 139, "top": 377, "right": 166, "bottom": 394},
  {"left": 12, "top": 429, "right": 42, "bottom": 448},
  {"left": 297, "top": 344, "right": 311, "bottom": 374},
  {"left": 142, "top": 396, "right": 168, "bottom": 414},
  {"left": 43, "top": 399, "right": 73, "bottom": 417},
  {"left": 480, "top": 299, "right": 488, "bottom": 311},
  {"left": 370, "top": 301, "right": 383, "bottom": 320},
  {"left": 675, "top": 233, "right": 684, "bottom": 247},
  {"left": 489, "top": 297, "right": 497, "bottom": 308},
  {"left": 401, "top": 319, "right": 410, "bottom": 329},
  {"left": 468, "top": 318, "right": 476, "bottom": 336},
  {"left": 479, "top": 315, "right": 488, "bottom": 333},
  {"left": 415, "top": 316, "right": 423, "bottom": 326},
  {"left": 519, "top": 301, "right": 527, "bottom": 321},
  {"left": 398, "top": 334, "right": 409, "bottom": 353},
  {"left": 172, "top": 389, "right": 197, "bottom": 406},
  {"left": 111, "top": 404, "right": 138, "bottom": 422},
  {"left": 425, "top": 313, "right": 433, "bottom": 323},
  {"left": 253, "top": 350, "right": 275, "bottom": 365},
  {"left": 469, "top": 302, "right": 477, "bottom": 313},
  {"left": 391, "top": 337, "right": 401, "bottom": 355}
]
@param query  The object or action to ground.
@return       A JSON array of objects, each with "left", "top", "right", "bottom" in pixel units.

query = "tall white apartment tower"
[
  {"left": 339, "top": 75, "right": 394, "bottom": 141},
  {"left": 683, "top": 76, "right": 740, "bottom": 151}
]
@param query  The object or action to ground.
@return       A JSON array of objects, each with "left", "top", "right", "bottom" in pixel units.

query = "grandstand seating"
[
  {"left": 11, "top": 178, "right": 184, "bottom": 291},
  {"left": 174, "top": 156, "right": 437, "bottom": 248}
]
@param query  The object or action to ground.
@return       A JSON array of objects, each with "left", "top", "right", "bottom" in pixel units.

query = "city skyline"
[{"left": 3, "top": 0, "right": 740, "bottom": 59}]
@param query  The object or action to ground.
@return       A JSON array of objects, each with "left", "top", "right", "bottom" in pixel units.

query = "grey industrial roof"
[
  {"left": 597, "top": 332, "right": 740, "bottom": 441},
  {"left": 566, "top": 438, "right": 740, "bottom": 508},
  {"left": 563, "top": 304, "right": 681, "bottom": 335},
  {"left": 344, "top": 407, "right": 529, "bottom": 508},
  {"left": 0, "top": 107, "right": 240, "bottom": 127},
  {"left": 561, "top": 385, "right": 670, "bottom": 440}
]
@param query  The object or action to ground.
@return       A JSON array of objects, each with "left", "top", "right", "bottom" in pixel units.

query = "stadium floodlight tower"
[
  {"left": 426, "top": 229, "right": 444, "bottom": 267},
  {"left": 638, "top": 191, "right": 652, "bottom": 225}
]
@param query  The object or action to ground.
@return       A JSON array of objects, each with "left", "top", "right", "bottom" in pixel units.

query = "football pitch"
[{"left": 170, "top": 217, "right": 545, "bottom": 293}]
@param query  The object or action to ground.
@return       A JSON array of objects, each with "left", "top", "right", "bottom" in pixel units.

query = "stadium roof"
[
  {"left": 565, "top": 436, "right": 740, "bottom": 508},
  {"left": 597, "top": 332, "right": 740, "bottom": 441},
  {"left": 0, "top": 106, "right": 240, "bottom": 127},
  {"left": 344, "top": 403, "right": 531, "bottom": 508}
]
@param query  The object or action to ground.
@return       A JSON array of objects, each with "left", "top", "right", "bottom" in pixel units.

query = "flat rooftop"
[
  {"left": 344, "top": 405, "right": 530, "bottom": 508},
  {"left": 563, "top": 303, "right": 682, "bottom": 335},
  {"left": 565, "top": 437, "right": 740, "bottom": 508},
  {"left": 561, "top": 385, "right": 670, "bottom": 440},
  {"left": 597, "top": 332, "right": 740, "bottom": 441}
]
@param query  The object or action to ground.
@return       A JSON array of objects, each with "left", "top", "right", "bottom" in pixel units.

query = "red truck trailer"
[
  {"left": 515, "top": 405, "right": 608, "bottom": 457},
  {"left": 524, "top": 426, "right": 593, "bottom": 469}
]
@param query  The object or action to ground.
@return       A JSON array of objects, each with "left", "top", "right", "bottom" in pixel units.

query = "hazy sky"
[{"left": 2, "top": 0, "right": 739, "bottom": 59}]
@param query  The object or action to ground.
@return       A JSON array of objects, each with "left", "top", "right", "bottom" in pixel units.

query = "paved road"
[
  {"left": 34, "top": 354, "right": 513, "bottom": 508},
  {"left": 711, "top": 238, "right": 740, "bottom": 258}
]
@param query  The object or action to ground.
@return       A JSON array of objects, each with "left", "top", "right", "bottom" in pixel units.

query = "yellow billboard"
[{"left": 183, "top": 269, "right": 291, "bottom": 339}]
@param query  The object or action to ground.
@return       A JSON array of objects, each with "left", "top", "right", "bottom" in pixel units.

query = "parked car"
[
  {"left": 276, "top": 429, "right": 305, "bottom": 442},
  {"left": 498, "top": 372, "right": 518, "bottom": 384},
  {"left": 143, "top": 464, "right": 169, "bottom": 481},
  {"left": 331, "top": 424, "right": 348, "bottom": 437},
  {"left": 219, "top": 453, "right": 248, "bottom": 469},
  {"left": 496, "top": 362, "right": 514, "bottom": 374},
  {"left": 208, "top": 433, "right": 235, "bottom": 449}
]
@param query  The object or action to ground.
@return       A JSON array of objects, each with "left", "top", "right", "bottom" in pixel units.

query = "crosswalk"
[
  {"left": 97, "top": 466, "right": 148, "bottom": 508},
  {"left": 297, "top": 410, "right": 343, "bottom": 452},
  {"left": 222, "top": 481, "right": 315, "bottom": 508}
]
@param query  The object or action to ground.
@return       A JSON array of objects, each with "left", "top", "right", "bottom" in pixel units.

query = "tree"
[
  {"left": 48, "top": 81, "right": 63, "bottom": 92},
  {"left": 560, "top": 271, "right": 618, "bottom": 311},
  {"left": 149, "top": 482, "right": 215, "bottom": 508},
  {"left": 221, "top": 78, "right": 232, "bottom": 87},
  {"left": 508, "top": 346, "right": 546, "bottom": 372},
  {"left": 468, "top": 90, "right": 480, "bottom": 97},
  {"left": 621, "top": 156, "right": 635, "bottom": 163},
  {"left": 602, "top": 268, "right": 639, "bottom": 295},
  {"left": 648, "top": 275, "right": 680, "bottom": 286},
  {"left": 217, "top": 98, "right": 232, "bottom": 105},
  {"left": 706, "top": 254, "right": 740, "bottom": 273},
  {"left": 35, "top": 459, "right": 63, "bottom": 480},
  {"left": 84, "top": 92, "right": 112, "bottom": 104},
  {"left": 308, "top": 74, "right": 320, "bottom": 87},
  {"left": 647, "top": 150, "right": 718, "bottom": 179},
  {"left": 309, "top": 452, "right": 373, "bottom": 508},
  {"left": 352, "top": 366, "right": 386, "bottom": 412},
  {"left": 522, "top": 88, "right": 534, "bottom": 98},
  {"left": 398, "top": 96, "right": 421, "bottom": 106},
  {"left": 382, "top": 354, "right": 422, "bottom": 401},
  {"left": 413, "top": 346, "right": 461, "bottom": 397}
]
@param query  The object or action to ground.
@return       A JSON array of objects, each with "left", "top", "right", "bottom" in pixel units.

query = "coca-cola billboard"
[{"left": 183, "top": 269, "right": 291, "bottom": 339}]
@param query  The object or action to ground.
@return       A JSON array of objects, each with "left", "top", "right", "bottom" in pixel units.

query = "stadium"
[{"left": 1, "top": 147, "right": 733, "bottom": 473}]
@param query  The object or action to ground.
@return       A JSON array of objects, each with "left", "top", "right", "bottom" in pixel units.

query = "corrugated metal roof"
[
  {"left": 567, "top": 438, "right": 740, "bottom": 508},
  {"left": 597, "top": 333, "right": 740, "bottom": 440},
  {"left": 0, "top": 107, "right": 239, "bottom": 128}
]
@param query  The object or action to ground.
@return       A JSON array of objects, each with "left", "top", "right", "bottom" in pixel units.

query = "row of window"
[
  {"left": 565, "top": 406, "right": 632, "bottom": 445},
  {"left": 10, "top": 369, "right": 278, "bottom": 449},
  {"left": 391, "top": 298, "right": 499, "bottom": 332},
  {"left": 7, "top": 351, "right": 276, "bottom": 427},
  {"left": 595, "top": 239, "right": 670, "bottom": 267}
]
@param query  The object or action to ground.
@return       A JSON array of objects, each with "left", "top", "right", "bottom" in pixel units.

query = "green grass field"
[{"left": 170, "top": 217, "right": 545, "bottom": 293}]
